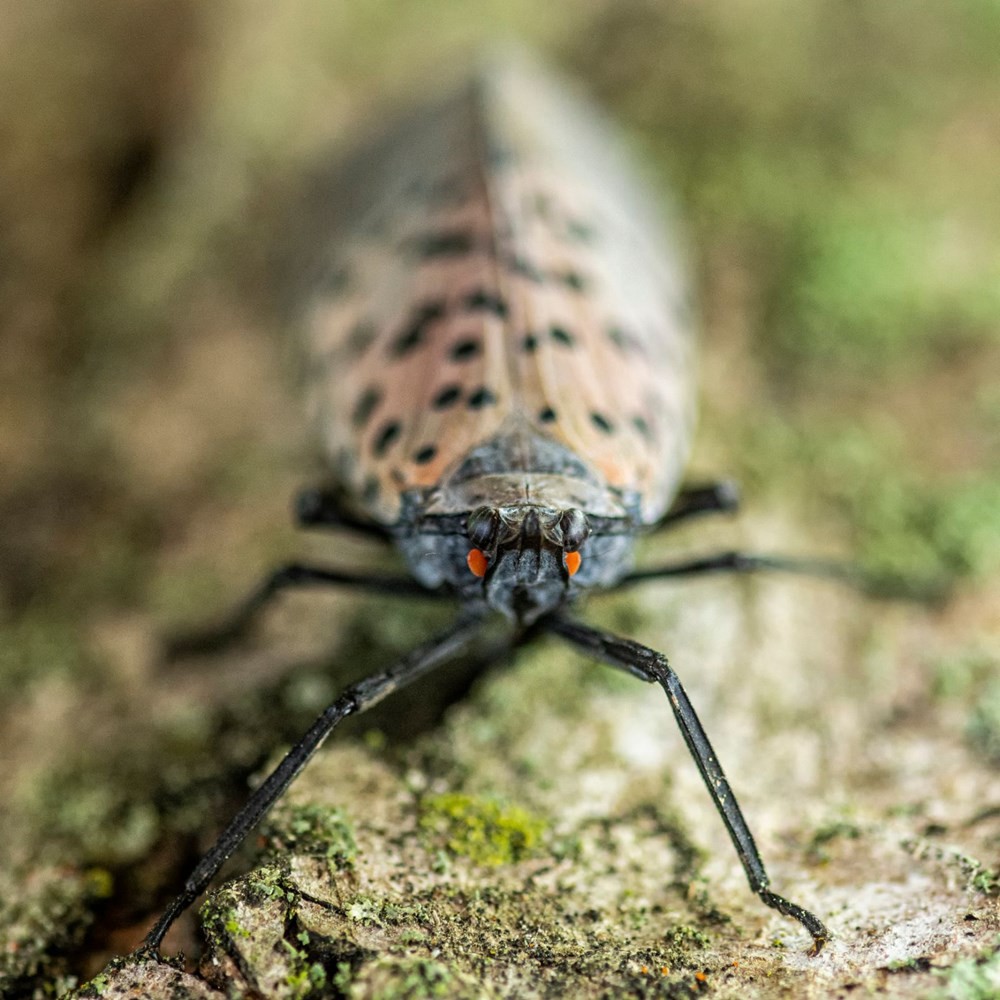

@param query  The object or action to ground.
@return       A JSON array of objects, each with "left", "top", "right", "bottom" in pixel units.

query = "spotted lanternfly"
[{"left": 137, "top": 52, "right": 831, "bottom": 956}]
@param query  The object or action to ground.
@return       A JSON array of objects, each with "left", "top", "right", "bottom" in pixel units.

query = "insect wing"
[{"left": 303, "top": 55, "right": 695, "bottom": 525}]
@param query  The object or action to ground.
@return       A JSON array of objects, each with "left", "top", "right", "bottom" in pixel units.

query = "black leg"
[
  {"left": 651, "top": 480, "right": 741, "bottom": 532},
  {"left": 167, "top": 563, "right": 449, "bottom": 658},
  {"left": 616, "top": 550, "right": 860, "bottom": 589},
  {"left": 136, "top": 612, "right": 487, "bottom": 956},
  {"left": 548, "top": 615, "right": 828, "bottom": 954},
  {"left": 295, "top": 486, "right": 392, "bottom": 541}
]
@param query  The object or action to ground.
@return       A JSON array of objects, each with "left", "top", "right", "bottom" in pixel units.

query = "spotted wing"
[
  {"left": 302, "top": 81, "right": 519, "bottom": 524},
  {"left": 478, "top": 56, "right": 696, "bottom": 524},
  {"left": 302, "top": 53, "right": 695, "bottom": 525}
]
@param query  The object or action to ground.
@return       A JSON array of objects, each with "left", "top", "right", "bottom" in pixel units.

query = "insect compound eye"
[
  {"left": 559, "top": 508, "right": 591, "bottom": 552},
  {"left": 467, "top": 548, "right": 489, "bottom": 578},
  {"left": 466, "top": 505, "right": 500, "bottom": 550}
]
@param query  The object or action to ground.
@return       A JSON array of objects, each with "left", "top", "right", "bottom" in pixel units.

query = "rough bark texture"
[{"left": 66, "top": 567, "right": 1000, "bottom": 999}]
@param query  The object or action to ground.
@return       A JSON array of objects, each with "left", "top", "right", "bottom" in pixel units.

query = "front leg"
[
  {"left": 652, "top": 480, "right": 741, "bottom": 532},
  {"left": 167, "top": 563, "right": 446, "bottom": 658},
  {"left": 295, "top": 485, "right": 393, "bottom": 541},
  {"left": 617, "top": 550, "right": 860, "bottom": 588},
  {"left": 549, "top": 615, "right": 828, "bottom": 954},
  {"left": 137, "top": 612, "right": 486, "bottom": 955}
]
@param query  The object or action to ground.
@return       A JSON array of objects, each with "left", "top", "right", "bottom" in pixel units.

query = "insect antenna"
[
  {"left": 547, "top": 615, "right": 829, "bottom": 954},
  {"left": 136, "top": 611, "right": 487, "bottom": 956}
]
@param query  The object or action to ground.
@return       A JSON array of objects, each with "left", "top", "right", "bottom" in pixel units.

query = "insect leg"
[
  {"left": 616, "top": 551, "right": 860, "bottom": 589},
  {"left": 136, "top": 612, "right": 487, "bottom": 957},
  {"left": 548, "top": 615, "right": 829, "bottom": 954},
  {"left": 295, "top": 486, "right": 393, "bottom": 542},
  {"left": 167, "top": 563, "right": 446, "bottom": 658},
  {"left": 651, "top": 480, "right": 741, "bottom": 532}
]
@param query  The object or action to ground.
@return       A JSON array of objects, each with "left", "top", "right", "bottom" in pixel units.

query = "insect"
[{"left": 136, "top": 52, "right": 833, "bottom": 957}]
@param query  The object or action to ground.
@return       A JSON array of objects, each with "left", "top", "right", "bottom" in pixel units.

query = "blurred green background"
[{"left": 1, "top": 0, "right": 998, "bottom": 993}]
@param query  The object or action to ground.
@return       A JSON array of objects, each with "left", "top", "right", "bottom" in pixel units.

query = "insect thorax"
[{"left": 394, "top": 430, "right": 640, "bottom": 622}]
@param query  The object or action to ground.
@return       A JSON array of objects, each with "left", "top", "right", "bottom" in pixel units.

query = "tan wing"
[
  {"left": 303, "top": 83, "right": 517, "bottom": 523},
  {"left": 479, "top": 55, "right": 696, "bottom": 523},
  {"left": 302, "top": 53, "right": 695, "bottom": 525}
]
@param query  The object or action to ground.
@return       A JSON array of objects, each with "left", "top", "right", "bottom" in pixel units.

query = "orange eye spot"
[
  {"left": 564, "top": 550, "right": 582, "bottom": 576},
  {"left": 467, "top": 548, "right": 488, "bottom": 578}
]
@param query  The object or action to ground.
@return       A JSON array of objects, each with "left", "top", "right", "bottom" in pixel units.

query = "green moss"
[
  {"left": 346, "top": 956, "right": 476, "bottom": 1000},
  {"left": 930, "top": 647, "right": 1000, "bottom": 763},
  {"left": 740, "top": 418, "right": 1000, "bottom": 593},
  {"left": 932, "top": 942, "right": 1000, "bottom": 1000},
  {"left": 0, "top": 863, "right": 93, "bottom": 993},
  {"left": 81, "top": 972, "right": 109, "bottom": 995},
  {"left": 419, "top": 793, "right": 547, "bottom": 866},
  {"left": 806, "top": 820, "right": 862, "bottom": 864},
  {"left": 260, "top": 802, "right": 357, "bottom": 870},
  {"left": 280, "top": 938, "right": 328, "bottom": 997},
  {"left": 967, "top": 683, "right": 1000, "bottom": 765},
  {"left": 28, "top": 764, "right": 160, "bottom": 866},
  {"left": 0, "top": 612, "right": 97, "bottom": 693},
  {"left": 347, "top": 896, "right": 428, "bottom": 928},
  {"left": 971, "top": 869, "right": 1000, "bottom": 896},
  {"left": 245, "top": 864, "right": 299, "bottom": 904},
  {"left": 660, "top": 925, "right": 712, "bottom": 958},
  {"left": 933, "top": 646, "right": 998, "bottom": 700},
  {"left": 777, "top": 201, "right": 1000, "bottom": 374},
  {"left": 222, "top": 910, "right": 252, "bottom": 939}
]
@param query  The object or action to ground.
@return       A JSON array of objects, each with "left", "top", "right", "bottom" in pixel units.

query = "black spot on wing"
[
  {"left": 351, "top": 386, "right": 381, "bottom": 428},
  {"left": 464, "top": 289, "right": 508, "bottom": 318},
  {"left": 390, "top": 300, "right": 447, "bottom": 358},
  {"left": 632, "top": 415, "right": 653, "bottom": 440},
  {"left": 506, "top": 255, "right": 544, "bottom": 282},
  {"left": 538, "top": 407, "right": 557, "bottom": 424},
  {"left": 319, "top": 263, "right": 352, "bottom": 297},
  {"left": 550, "top": 325, "right": 575, "bottom": 347},
  {"left": 432, "top": 385, "right": 462, "bottom": 409},
  {"left": 373, "top": 420, "right": 401, "bottom": 457},
  {"left": 467, "top": 387, "right": 497, "bottom": 409},
  {"left": 556, "top": 270, "right": 587, "bottom": 293},
  {"left": 564, "top": 218, "right": 596, "bottom": 243},
  {"left": 392, "top": 325, "right": 423, "bottom": 357},
  {"left": 347, "top": 320, "right": 377, "bottom": 356},
  {"left": 362, "top": 476, "right": 380, "bottom": 506},
  {"left": 590, "top": 412, "right": 614, "bottom": 434},
  {"left": 450, "top": 338, "right": 481, "bottom": 362},
  {"left": 607, "top": 324, "right": 645, "bottom": 355},
  {"left": 411, "top": 230, "right": 476, "bottom": 258},
  {"left": 413, "top": 444, "right": 437, "bottom": 464}
]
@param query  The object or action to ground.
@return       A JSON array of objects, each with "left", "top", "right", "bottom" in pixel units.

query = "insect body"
[
  {"left": 304, "top": 53, "right": 695, "bottom": 621},
  {"left": 138, "top": 53, "right": 828, "bottom": 956}
]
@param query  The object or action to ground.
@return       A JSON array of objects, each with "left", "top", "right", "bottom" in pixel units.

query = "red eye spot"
[
  {"left": 467, "top": 548, "right": 488, "bottom": 578},
  {"left": 564, "top": 551, "right": 582, "bottom": 576}
]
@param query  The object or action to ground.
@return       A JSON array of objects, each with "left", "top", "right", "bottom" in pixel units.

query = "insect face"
[{"left": 468, "top": 503, "right": 591, "bottom": 624}]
